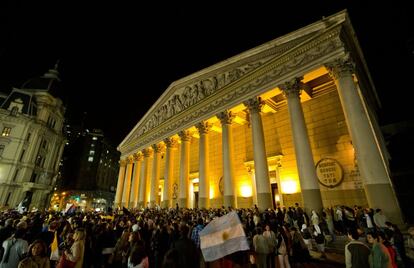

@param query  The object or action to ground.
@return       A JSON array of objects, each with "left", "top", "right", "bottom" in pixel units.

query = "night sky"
[{"left": 1, "top": 2, "right": 413, "bottom": 146}]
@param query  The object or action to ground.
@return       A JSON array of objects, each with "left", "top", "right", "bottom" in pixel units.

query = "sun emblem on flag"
[{"left": 222, "top": 231, "right": 229, "bottom": 241}]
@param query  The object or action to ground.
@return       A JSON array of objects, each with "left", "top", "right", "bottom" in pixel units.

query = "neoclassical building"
[
  {"left": 0, "top": 65, "right": 66, "bottom": 210},
  {"left": 116, "top": 10, "right": 403, "bottom": 224}
]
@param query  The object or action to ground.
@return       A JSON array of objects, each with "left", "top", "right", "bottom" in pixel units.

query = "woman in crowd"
[
  {"left": 63, "top": 228, "right": 85, "bottom": 268},
  {"left": 367, "top": 231, "right": 391, "bottom": 268},
  {"left": 18, "top": 239, "right": 50, "bottom": 268}
]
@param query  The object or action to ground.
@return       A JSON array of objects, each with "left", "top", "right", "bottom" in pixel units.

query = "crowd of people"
[{"left": 0, "top": 203, "right": 413, "bottom": 268}]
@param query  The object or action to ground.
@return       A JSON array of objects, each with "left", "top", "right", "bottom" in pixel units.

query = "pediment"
[{"left": 119, "top": 10, "right": 349, "bottom": 153}]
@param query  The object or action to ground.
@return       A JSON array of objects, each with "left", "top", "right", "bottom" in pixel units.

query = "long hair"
[{"left": 27, "top": 239, "right": 48, "bottom": 257}]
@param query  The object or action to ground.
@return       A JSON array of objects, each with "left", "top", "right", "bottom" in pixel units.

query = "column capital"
[
  {"left": 217, "top": 110, "right": 235, "bottom": 125},
  {"left": 127, "top": 155, "right": 134, "bottom": 164},
  {"left": 244, "top": 97, "right": 264, "bottom": 114},
  {"left": 195, "top": 121, "right": 212, "bottom": 135},
  {"left": 133, "top": 152, "right": 143, "bottom": 161},
  {"left": 178, "top": 130, "right": 192, "bottom": 142},
  {"left": 164, "top": 137, "right": 178, "bottom": 148},
  {"left": 325, "top": 58, "right": 355, "bottom": 80},
  {"left": 151, "top": 143, "right": 164, "bottom": 153},
  {"left": 142, "top": 148, "right": 153, "bottom": 157},
  {"left": 119, "top": 159, "right": 127, "bottom": 167},
  {"left": 279, "top": 77, "right": 304, "bottom": 98}
]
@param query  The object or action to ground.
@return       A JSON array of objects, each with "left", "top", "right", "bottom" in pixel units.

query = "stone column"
[
  {"left": 114, "top": 159, "right": 127, "bottom": 208},
  {"left": 217, "top": 110, "right": 236, "bottom": 208},
  {"left": 178, "top": 130, "right": 192, "bottom": 208},
  {"left": 162, "top": 137, "right": 178, "bottom": 208},
  {"left": 150, "top": 143, "right": 163, "bottom": 207},
  {"left": 326, "top": 58, "right": 404, "bottom": 224},
  {"left": 130, "top": 152, "right": 143, "bottom": 208},
  {"left": 279, "top": 77, "right": 323, "bottom": 214},
  {"left": 244, "top": 97, "right": 272, "bottom": 210},
  {"left": 138, "top": 148, "right": 152, "bottom": 208},
  {"left": 122, "top": 156, "right": 134, "bottom": 208},
  {"left": 196, "top": 121, "right": 212, "bottom": 209}
]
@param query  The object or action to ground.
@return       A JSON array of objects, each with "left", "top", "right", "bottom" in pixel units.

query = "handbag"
[{"left": 56, "top": 253, "right": 76, "bottom": 268}]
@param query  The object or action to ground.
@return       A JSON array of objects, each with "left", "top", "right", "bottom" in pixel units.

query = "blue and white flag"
[{"left": 199, "top": 211, "right": 249, "bottom": 262}]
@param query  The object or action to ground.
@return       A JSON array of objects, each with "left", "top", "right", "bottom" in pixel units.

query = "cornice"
[{"left": 120, "top": 24, "right": 346, "bottom": 157}]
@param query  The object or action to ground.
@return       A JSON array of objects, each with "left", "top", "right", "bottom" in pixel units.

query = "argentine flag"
[{"left": 199, "top": 211, "right": 249, "bottom": 262}]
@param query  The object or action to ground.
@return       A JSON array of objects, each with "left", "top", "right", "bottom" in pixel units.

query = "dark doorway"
[
  {"left": 194, "top": 191, "right": 199, "bottom": 209},
  {"left": 271, "top": 183, "right": 278, "bottom": 209}
]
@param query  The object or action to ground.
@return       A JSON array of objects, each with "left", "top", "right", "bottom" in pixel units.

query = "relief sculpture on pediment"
[{"left": 137, "top": 60, "right": 267, "bottom": 137}]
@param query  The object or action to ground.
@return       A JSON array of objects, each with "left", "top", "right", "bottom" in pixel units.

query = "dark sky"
[{"left": 1, "top": 1, "right": 413, "bottom": 146}]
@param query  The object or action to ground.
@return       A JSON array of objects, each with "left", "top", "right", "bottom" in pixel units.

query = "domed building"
[{"left": 0, "top": 64, "right": 66, "bottom": 210}]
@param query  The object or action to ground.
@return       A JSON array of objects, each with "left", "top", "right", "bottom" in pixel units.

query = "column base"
[
  {"left": 199, "top": 197, "right": 209, "bottom": 209},
  {"left": 150, "top": 200, "right": 157, "bottom": 208},
  {"left": 257, "top": 192, "right": 273, "bottom": 211},
  {"left": 178, "top": 198, "right": 187, "bottom": 208},
  {"left": 224, "top": 195, "right": 235, "bottom": 208},
  {"left": 364, "top": 183, "right": 404, "bottom": 226},
  {"left": 301, "top": 189, "right": 323, "bottom": 215}
]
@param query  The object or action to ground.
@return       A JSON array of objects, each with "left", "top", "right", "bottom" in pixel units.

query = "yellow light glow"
[
  {"left": 281, "top": 180, "right": 298, "bottom": 194},
  {"left": 62, "top": 192, "right": 66, "bottom": 195},
  {"left": 210, "top": 188, "right": 214, "bottom": 199},
  {"left": 275, "top": 194, "right": 280, "bottom": 202},
  {"left": 240, "top": 185, "right": 252, "bottom": 197}
]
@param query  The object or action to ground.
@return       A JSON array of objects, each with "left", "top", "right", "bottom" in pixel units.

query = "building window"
[
  {"left": 1, "top": 127, "right": 11, "bottom": 137},
  {"left": 89, "top": 150, "right": 95, "bottom": 156},
  {"left": 30, "top": 172, "right": 37, "bottom": 183},
  {"left": 19, "top": 150, "right": 25, "bottom": 161},
  {"left": 88, "top": 156, "right": 94, "bottom": 162},
  {"left": 5, "top": 192, "right": 11, "bottom": 206},
  {"left": 35, "top": 155, "right": 43, "bottom": 166},
  {"left": 26, "top": 132, "right": 31, "bottom": 141},
  {"left": 0, "top": 145, "right": 4, "bottom": 156},
  {"left": 12, "top": 169, "right": 19, "bottom": 181},
  {"left": 92, "top": 137, "right": 98, "bottom": 140},
  {"left": 42, "top": 140, "right": 47, "bottom": 149}
]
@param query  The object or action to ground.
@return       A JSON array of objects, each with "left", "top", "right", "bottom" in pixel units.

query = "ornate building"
[
  {"left": 0, "top": 65, "right": 66, "bottom": 210},
  {"left": 115, "top": 10, "right": 404, "bottom": 224}
]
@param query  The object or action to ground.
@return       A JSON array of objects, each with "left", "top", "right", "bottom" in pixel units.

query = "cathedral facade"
[{"left": 116, "top": 10, "right": 403, "bottom": 224}]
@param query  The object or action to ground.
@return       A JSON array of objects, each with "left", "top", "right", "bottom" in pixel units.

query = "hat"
[{"left": 132, "top": 224, "right": 139, "bottom": 232}]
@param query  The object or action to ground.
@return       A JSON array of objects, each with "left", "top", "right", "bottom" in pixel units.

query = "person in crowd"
[
  {"left": 263, "top": 224, "right": 277, "bottom": 268},
  {"left": 1, "top": 227, "right": 28, "bottom": 268},
  {"left": 171, "top": 223, "right": 199, "bottom": 268},
  {"left": 367, "top": 231, "right": 391, "bottom": 268},
  {"left": 345, "top": 228, "right": 370, "bottom": 268},
  {"left": 128, "top": 242, "right": 148, "bottom": 268},
  {"left": 313, "top": 224, "right": 326, "bottom": 259},
  {"left": 0, "top": 219, "right": 14, "bottom": 259},
  {"left": 406, "top": 227, "right": 414, "bottom": 263},
  {"left": 112, "top": 229, "right": 131, "bottom": 268},
  {"left": 253, "top": 226, "right": 269, "bottom": 268},
  {"left": 18, "top": 239, "right": 50, "bottom": 268},
  {"left": 378, "top": 232, "right": 398, "bottom": 268},
  {"left": 290, "top": 226, "right": 310, "bottom": 265},
  {"left": 300, "top": 224, "right": 313, "bottom": 251},
  {"left": 373, "top": 209, "right": 387, "bottom": 231},
  {"left": 63, "top": 228, "right": 85, "bottom": 268},
  {"left": 276, "top": 226, "right": 291, "bottom": 268}
]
